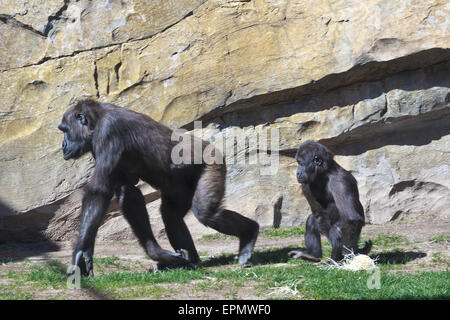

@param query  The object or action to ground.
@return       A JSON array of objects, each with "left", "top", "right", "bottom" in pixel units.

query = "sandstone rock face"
[{"left": 0, "top": 0, "right": 449, "bottom": 242}]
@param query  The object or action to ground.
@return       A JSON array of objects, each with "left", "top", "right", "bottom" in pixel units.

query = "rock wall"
[{"left": 0, "top": 0, "right": 449, "bottom": 242}]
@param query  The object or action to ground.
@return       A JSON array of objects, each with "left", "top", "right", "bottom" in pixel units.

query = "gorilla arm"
[
  {"left": 327, "top": 174, "right": 371, "bottom": 258},
  {"left": 69, "top": 147, "right": 119, "bottom": 276},
  {"left": 301, "top": 184, "right": 324, "bottom": 215},
  {"left": 327, "top": 174, "right": 364, "bottom": 223},
  {"left": 287, "top": 184, "right": 323, "bottom": 262}
]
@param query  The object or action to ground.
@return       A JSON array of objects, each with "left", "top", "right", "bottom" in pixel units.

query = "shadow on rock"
[{"left": 0, "top": 199, "right": 61, "bottom": 263}]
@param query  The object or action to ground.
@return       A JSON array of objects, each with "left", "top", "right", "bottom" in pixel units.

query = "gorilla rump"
[
  {"left": 58, "top": 99, "right": 259, "bottom": 276},
  {"left": 289, "top": 141, "right": 372, "bottom": 262}
]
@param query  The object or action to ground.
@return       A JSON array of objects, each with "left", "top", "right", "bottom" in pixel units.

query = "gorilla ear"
[
  {"left": 76, "top": 113, "right": 88, "bottom": 126},
  {"left": 313, "top": 155, "right": 323, "bottom": 166}
]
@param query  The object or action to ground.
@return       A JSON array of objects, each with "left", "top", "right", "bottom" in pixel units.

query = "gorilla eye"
[
  {"left": 313, "top": 155, "right": 323, "bottom": 166},
  {"left": 76, "top": 113, "right": 87, "bottom": 125}
]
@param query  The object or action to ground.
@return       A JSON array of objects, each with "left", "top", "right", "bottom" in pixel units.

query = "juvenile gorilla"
[
  {"left": 58, "top": 99, "right": 259, "bottom": 276},
  {"left": 289, "top": 141, "right": 372, "bottom": 262}
]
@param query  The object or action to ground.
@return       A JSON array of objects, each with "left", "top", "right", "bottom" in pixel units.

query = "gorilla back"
[{"left": 58, "top": 99, "right": 259, "bottom": 276}]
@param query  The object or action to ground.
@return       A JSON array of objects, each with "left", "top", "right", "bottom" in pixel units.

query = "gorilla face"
[
  {"left": 295, "top": 157, "right": 308, "bottom": 184},
  {"left": 295, "top": 141, "right": 330, "bottom": 184},
  {"left": 58, "top": 108, "right": 92, "bottom": 160},
  {"left": 296, "top": 154, "right": 323, "bottom": 184}
]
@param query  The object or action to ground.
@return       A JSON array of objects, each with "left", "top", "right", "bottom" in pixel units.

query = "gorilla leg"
[
  {"left": 192, "top": 206, "right": 259, "bottom": 265},
  {"left": 160, "top": 194, "right": 200, "bottom": 267},
  {"left": 341, "top": 220, "right": 373, "bottom": 256},
  {"left": 329, "top": 223, "right": 344, "bottom": 262},
  {"left": 116, "top": 185, "right": 191, "bottom": 268},
  {"left": 288, "top": 214, "right": 322, "bottom": 262},
  {"left": 191, "top": 165, "right": 259, "bottom": 265}
]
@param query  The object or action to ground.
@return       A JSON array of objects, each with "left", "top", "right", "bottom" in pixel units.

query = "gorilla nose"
[{"left": 62, "top": 140, "right": 67, "bottom": 150}]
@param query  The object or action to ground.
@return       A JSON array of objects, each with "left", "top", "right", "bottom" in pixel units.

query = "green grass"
[
  {"left": 372, "top": 233, "right": 409, "bottom": 247},
  {"left": 27, "top": 260, "right": 67, "bottom": 287},
  {"left": 0, "top": 225, "right": 448, "bottom": 300},
  {"left": 0, "top": 288, "right": 33, "bottom": 300},
  {"left": 429, "top": 233, "right": 450, "bottom": 244},
  {"left": 198, "top": 226, "right": 306, "bottom": 242},
  {"left": 260, "top": 226, "right": 305, "bottom": 238},
  {"left": 431, "top": 252, "right": 449, "bottom": 267},
  {"left": 2, "top": 246, "right": 447, "bottom": 300},
  {"left": 93, "top": 256, "right": 130, "bottom": 273},
  {"left": 211, "top": 264, "right": 449, "bottom": 299},
  {"left": 83, "top": 267, "right": 205, "bottom": 291},
  {"left": 114, "top": 285, "right": 176, "bottom": 299}
]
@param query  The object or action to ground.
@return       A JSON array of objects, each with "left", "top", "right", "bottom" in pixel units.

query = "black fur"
[
  {"left": 59, "top": 99, "right": 259, "bottom": 276},
  {"left": 289, "top": 141, "right": 372, "bottom": 262}
]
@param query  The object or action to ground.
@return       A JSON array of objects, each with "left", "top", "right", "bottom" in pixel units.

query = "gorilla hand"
[{"left": 67, "top": 250, "right": 94, "bottom": 277}]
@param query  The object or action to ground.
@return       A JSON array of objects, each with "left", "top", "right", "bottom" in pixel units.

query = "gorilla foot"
[
  {"left": 153, "top": 248, "right": 197, "bottom": 270},
  {"left": 68, "top": 250, "right": 94, "bottom": 277},
  {"left": 237, "top": 224, "right": 259, "bottom": 265},
  {"left": 288, "top": 250, "right": 321, "bottom": 262}
]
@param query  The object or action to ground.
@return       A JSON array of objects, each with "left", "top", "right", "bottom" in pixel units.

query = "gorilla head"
[
  {"left": 295, "top": 141, "right": 333, "bottom": 184},
  {"left": 57, "top": 100, "right": 99, "bottom": 160}
]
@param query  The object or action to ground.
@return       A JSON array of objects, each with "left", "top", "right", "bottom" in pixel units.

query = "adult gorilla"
[{"left": 58, "top": 99, "right": 259, "bottom": 276}]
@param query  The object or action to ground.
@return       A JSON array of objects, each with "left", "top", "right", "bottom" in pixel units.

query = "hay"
[
  {"left": 319, "top": 249, "right": 378, "bottom": 271},
  {"left": 268, "top": 279, "right": 303, "bottom": 297}
]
